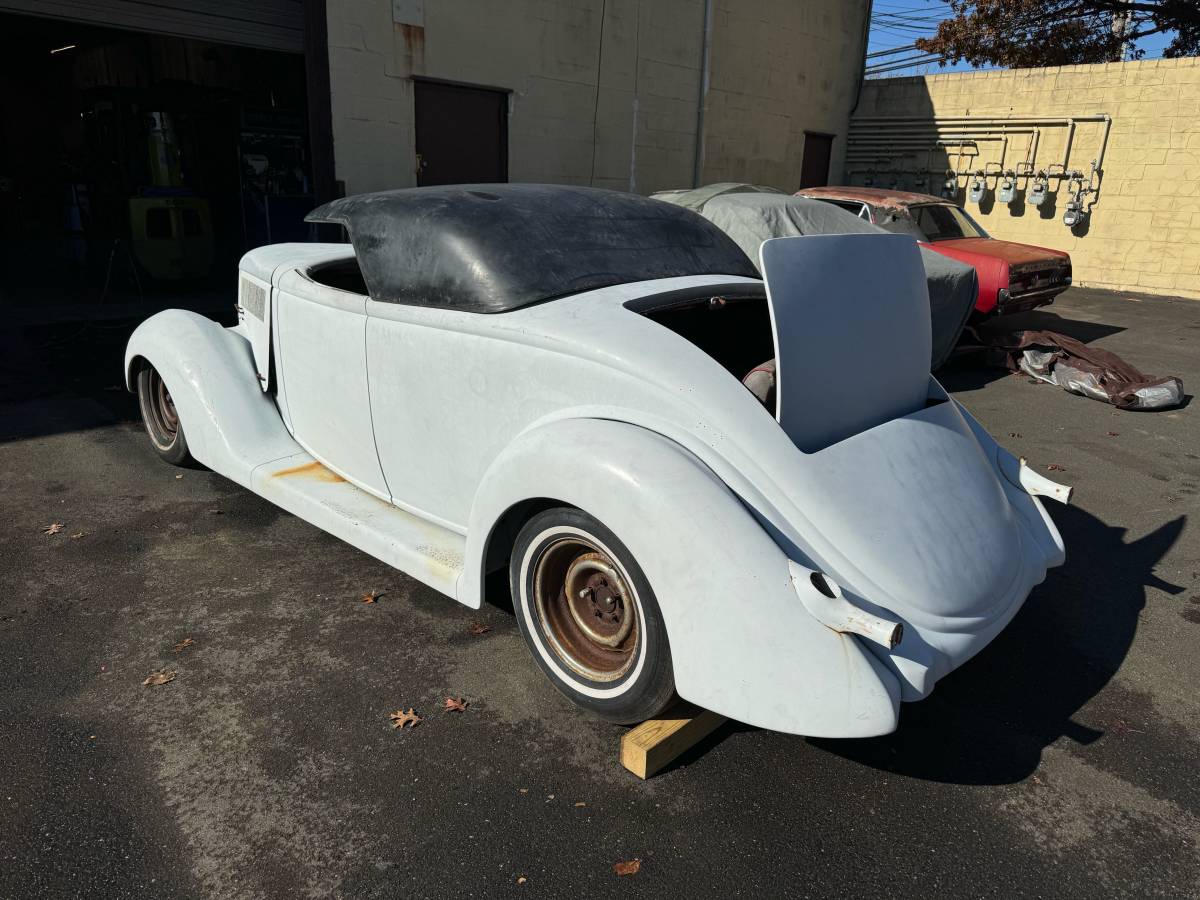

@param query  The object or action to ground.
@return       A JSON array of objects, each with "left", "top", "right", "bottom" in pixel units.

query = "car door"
[
  {"left": 361, "top": 301, "right": 491, "bottom": 531},
  {"left": 273, "top": 267, "right": 390, "bottom": 499},
  {"left": 363, "top": 299, "right": 564, "bottom": 533}
]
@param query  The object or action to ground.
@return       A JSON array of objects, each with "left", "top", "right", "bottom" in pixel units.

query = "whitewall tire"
[
  {"left": 136, "top": 365, "right": 196, "bottom": 467},
  {"left": 510, "top": 507, "right": 675, "bottom": 724}
]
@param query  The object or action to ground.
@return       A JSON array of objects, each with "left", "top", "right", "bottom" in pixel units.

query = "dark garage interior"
[{"left": 0, "top": 11, "right": 313, "bottom": 313}]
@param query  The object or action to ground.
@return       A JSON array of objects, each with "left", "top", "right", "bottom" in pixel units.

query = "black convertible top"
[{"left": 305, "top": 184, "right": 757, "bottom": 312}]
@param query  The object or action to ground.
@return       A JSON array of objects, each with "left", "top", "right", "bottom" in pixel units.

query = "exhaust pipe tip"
[
  {"left": 794, "top": 564, "right": 905, "bottom": 650},
  {"left": 1017, "top": 456, "right": 1073, "bottom": 504}
]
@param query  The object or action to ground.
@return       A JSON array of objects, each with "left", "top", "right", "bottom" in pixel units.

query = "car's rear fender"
[
  {"left": 929, "top": 244, "right": 1007, "bottom": 312},
  {"left": 461, "top": 417, "right": 901, "bottom": 738},
  {"left": 125, "top": 309, "right": 300, "bottom": 489}
]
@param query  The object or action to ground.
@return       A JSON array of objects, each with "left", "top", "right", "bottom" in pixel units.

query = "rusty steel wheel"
[
  {"left": 512, "top": 508, "right": 675, "bottom": 724},
  {"left": 136, "top": 364, "right": 196, "bottom": 467},
  {"left": 534, "top": 540, "right": 639, "bottom": 682}
]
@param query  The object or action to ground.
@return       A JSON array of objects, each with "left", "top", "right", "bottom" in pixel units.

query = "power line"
[
  {"left": 866, "top": 42, "right": 921, "bottom": 58},
  {"left": 866, "top": 54, "right": 942, "bottom": 72},
  {"left": 865, "top": 53, "right": 947, "bottom": 75},
  {"left": 872, "top": 11, "right": 946, "bottom": 23}
]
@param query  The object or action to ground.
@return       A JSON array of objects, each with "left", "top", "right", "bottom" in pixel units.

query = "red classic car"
[{"left": 796, "top": 187, "right": 1072, "bottom": 316}]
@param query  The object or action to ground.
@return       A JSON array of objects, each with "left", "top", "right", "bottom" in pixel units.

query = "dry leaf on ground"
[
  {"left": 361, "top": 590, "right": 383, "bottom": 604},
  {"left": 443, "top": 696, "right": 468, "bottom": 712},
  {"left": 574, "top": 801, "right": 587, "bottom": 807},
  {"left": 468, "top": 622, "right": 491, "bottom": 635},
  {"left": 42, "top": 523, "right": 64, "bottom": 536},
  {"left": 1046, "top": 464, "right": 1066, "bottom": 472},
  {"left": 172, "top": 638, "right": 194, "bottom": 653},
  {"left": 142, "top": 670, "right": 176, "bottom": 687},
  {"left": 70, "top": 532, "right": 85, "bottom": 539},
  {"left": 613, "top": 859, "right": 641, "bottom": 876},
  {"left": 389, "top": 708, "right": 422, "bottom": 729}
]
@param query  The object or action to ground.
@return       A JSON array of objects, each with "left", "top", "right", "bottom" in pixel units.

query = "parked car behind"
[
  {"left": 653, "top": 186, "right": 978, "bottom": 370},
  {"left": 796, "top": 187, "right": 1072, "bottom": 316}
]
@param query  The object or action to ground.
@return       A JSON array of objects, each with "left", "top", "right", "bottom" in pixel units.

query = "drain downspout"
[
  {"left": 691, "top": 0, "right": 713, "bottom": 188},
  {"left": 849, "top": 0, "right": 875, "bottom": 118}
]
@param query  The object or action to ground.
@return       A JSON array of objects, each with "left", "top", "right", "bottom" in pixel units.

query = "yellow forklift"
[{"left": 127, "top": 111, "right": 212, "bottom": 280}]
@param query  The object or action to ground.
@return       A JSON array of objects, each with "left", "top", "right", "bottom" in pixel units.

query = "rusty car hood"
[
  {"left": 796, "top": 186, "right": 945, "bottom": 208},
  {"left": 932, "top": 237, "right": 1070, "bottom": 266}
]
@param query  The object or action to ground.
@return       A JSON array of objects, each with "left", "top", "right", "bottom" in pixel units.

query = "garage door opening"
[{"left": 0, "top": 12, "right": 313, "bottom": 312}]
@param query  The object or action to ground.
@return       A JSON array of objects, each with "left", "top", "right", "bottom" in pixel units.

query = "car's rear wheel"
[
  {"left": 511, "top": 508, "right": 675, "bottom": 724},
  {"left": 136, "top": 364, "right": 196, "bottom": 467}
]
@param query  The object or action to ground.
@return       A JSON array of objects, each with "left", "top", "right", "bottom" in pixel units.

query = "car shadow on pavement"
[{"left": 809, "top": 503, "right": 1187, "bottom": 786}]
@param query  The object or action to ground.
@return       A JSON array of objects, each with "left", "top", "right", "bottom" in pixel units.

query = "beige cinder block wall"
[
  {"left": 855, "top": 58, "right": 1200, "bottom": 300},
  {"left": 324, "top": 0, "right": 870, "bottom": 197}
]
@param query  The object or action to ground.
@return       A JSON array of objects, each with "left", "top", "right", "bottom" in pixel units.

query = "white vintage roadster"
[{"left": 125, "top": 184, "right": 1070, "bottom": 736}]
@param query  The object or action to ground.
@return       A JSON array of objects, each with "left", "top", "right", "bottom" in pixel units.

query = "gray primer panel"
[{"left": 761, "top": 234, "right": 931, "bottom": 453}]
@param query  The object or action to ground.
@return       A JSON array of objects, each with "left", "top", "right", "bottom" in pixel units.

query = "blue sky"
[{"left": 867, "top": 0, "right": 1178, "bottom": 78}]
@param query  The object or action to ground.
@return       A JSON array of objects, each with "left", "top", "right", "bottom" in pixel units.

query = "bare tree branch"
[{"left": 913, "top": 0, "right": 1198, "bottom": 68}]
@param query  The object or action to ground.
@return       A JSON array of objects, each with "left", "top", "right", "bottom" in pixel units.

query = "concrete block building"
[
  {"left": 324, "top": 0, "right": 872, "bottom": 196},
  {"left": 852, "top": 58, "right": 1200, "bottom": 299}
]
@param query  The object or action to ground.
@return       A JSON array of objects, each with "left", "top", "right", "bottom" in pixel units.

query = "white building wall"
[{"left": 325, "top": 0, "right": 870, "bottom": 196}]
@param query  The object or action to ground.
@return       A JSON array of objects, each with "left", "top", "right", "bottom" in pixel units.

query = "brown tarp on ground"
[{"left": 975, "top": 328, "right": 1184, "bottom": 410}]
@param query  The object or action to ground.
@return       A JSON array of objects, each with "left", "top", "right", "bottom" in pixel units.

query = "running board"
[{"left": 250, "top": 452, "right": 465, "bottom": 599}]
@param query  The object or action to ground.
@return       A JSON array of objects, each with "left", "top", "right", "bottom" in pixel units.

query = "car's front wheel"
[
  {"left": 136, "top": 364, "right": 196, "bottom": 467},
  {"left": 511, "top": 508, "right": 675, "bottom": 724}
]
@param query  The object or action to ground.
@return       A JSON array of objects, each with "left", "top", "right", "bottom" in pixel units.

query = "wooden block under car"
[{"left": 620, "top": 704, "right": 728, "bottom": 779}]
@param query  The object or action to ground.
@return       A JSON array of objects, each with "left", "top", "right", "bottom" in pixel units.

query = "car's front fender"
[
  {"left": 125, "top": 310, "right": 299, "bottom": 489},
  {"left": 461, "top": 417, "right": 900, "bottom": 737}
]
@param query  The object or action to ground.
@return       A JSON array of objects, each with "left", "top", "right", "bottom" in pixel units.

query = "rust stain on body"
[
  {"left": 796, "top": 185, "right": 944, "bottom": 211},
  {"left": 272, "top": 461, "right": 345, "bottom": 483}
]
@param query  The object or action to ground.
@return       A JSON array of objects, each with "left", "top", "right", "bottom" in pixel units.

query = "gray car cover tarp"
[
  {"left": 654, "top": 189, "right": 978, "bottom": 371},
  {"left": 651, "top": 182, "right": 786, "bottom": 211}
]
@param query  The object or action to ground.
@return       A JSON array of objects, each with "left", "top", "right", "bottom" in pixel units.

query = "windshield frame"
[{"left": 905, "top": 202, "right": 990, "bottom": 242}]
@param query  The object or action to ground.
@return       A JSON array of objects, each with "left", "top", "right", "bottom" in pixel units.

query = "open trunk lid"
[
  {"left": 761, "top": 233, "right": 931, "bottom": 453},
  {"left": 761, "top": 235, "right": 1029, "bottom": 635}
]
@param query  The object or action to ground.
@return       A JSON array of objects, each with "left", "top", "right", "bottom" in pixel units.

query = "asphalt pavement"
[{"left": 2, "top": 287, "right": 1198, "bottom": 898}]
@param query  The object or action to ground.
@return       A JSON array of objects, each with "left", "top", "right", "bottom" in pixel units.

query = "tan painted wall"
[
  {"left": 855, "top": 58, "right": 1200, "bottom": 299},
  {"left": 701, "top": 0, "right": 867, "bottom": 187},
  {"left": 325, "top": 0, "right": 869, "bottom": 197}
]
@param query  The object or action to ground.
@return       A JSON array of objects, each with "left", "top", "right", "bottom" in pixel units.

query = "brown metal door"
[
  {"left": 798, "top": 132, "right": 834, "bottom": 189},
  {"left": 414, "top": 80, "right": 508, "bottom": 186}
]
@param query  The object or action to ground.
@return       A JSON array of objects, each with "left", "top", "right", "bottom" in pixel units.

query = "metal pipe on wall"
[
  {"left": 851, "top": 114, "right": 1111, "bottom": 126},
  {"left": 848, "top": 134, "right": 1023, "bottom": 146},
  {"left": 691, "top": 0, "right": 714, "bottom": 189},
  {"left": 846, "top": 114, "right": 1111, "bottom": 181},
  {"left": 849, "top": 126, "right": 1039, "bottom": 138}
]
